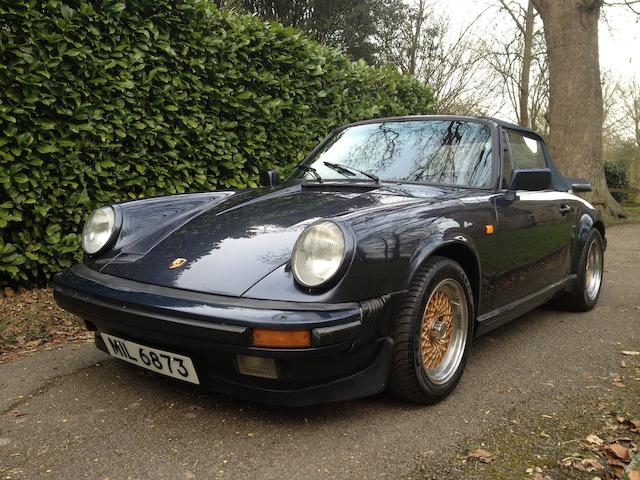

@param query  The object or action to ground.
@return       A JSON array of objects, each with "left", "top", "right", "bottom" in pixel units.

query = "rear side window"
[{"left": 502, "top": 130, "right": 546, "bottom": 188}]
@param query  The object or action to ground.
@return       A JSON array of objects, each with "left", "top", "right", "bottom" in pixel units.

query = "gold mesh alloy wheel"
[
  {"left": 419, "top": 278, "right": 469, "bottom": 385},
  {"left": 421, "top": 290, "right": 454, "bottom": 368}
]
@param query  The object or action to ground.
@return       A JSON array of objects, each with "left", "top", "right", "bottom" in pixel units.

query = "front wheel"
[{"left": 388, "top": 256, "right": 474, "bottom": 404}]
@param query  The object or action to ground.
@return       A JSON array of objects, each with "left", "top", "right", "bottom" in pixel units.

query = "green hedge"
[
  {"left": 0, "top": 0, "right": 435, "bottom": 287},
  {"left": 604, "top": 161, "right": 630, "bottom": 203}
]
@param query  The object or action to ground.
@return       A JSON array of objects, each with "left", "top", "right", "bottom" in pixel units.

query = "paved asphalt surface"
[{"left": 1, "top": 224, "right": 639, "bottom": 480}]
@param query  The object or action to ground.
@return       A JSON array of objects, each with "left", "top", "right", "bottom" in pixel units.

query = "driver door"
[{"left": 493, "top": 129, "right": 574, "bottom": 308}]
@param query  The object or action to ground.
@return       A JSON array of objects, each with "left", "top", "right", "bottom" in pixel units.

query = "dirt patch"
[
  {"left": 409, "top": 347, "right": 640, "bottom": 480},
  {"left": 610, "top": 206, "right": 640, "bottom": 226},
  {"left": 0, "top": 288, "right": 91, "bottom": 363}
]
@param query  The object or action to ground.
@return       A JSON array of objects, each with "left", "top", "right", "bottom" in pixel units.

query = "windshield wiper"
[
  {"left": 295, "top": 164, "right": 323, "bottom": 183},
  {"left": 323, "top": 161, "right": 380, "bottom": 184}
]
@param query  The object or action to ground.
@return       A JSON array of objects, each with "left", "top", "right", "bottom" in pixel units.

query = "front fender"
[
  {"left": 244, "top": 209, "right": 494, "bottom": 314},
  {"left": 405, "top": 234, "right": 480, "bottom": 291}
]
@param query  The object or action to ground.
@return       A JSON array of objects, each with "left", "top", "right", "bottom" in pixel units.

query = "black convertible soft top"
[
  {"left": 342, "top": 114, "right": 541, "bottom": 138},
  {"left": 479, "top": 116, "right": 540, "bottom": 136}
]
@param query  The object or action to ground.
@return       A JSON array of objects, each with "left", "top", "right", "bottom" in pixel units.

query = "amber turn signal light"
[{"left": 252, "top": 328, "right": 311, "bottom": 348}]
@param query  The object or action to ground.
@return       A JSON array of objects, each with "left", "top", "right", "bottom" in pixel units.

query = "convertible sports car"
[{"left": 54, "top": 115, "right": 605, "bottom": 406}]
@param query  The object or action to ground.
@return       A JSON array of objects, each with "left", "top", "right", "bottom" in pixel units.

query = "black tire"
[
  {"left": 388, "top": 256, "right": 474, "bottom": 404},
  {"left": 557, "top": 228, "right": 604, "bottom": 311}
]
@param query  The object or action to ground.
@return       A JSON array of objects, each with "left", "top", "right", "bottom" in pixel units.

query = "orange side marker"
[
  {"left": 485, "top": 224, "right": 495, "bottom": 235},
  {"left": 253, "top": 328, "right": 311, "bottom": 348}
]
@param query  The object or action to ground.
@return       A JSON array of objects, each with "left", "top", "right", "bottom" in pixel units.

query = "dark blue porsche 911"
[{"left": 54, "top": 115, "right": 605, "bottom": 406}]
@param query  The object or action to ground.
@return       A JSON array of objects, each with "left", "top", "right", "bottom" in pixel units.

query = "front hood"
[{"left": 100, "top": 183, "right": 456, "bottom": 296}]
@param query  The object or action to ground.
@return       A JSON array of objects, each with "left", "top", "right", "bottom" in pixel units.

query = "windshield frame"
[{"left": 289, "top": 116, "right": 502, "bottom": 191}]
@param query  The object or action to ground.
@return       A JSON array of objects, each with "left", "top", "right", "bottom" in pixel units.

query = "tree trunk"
[
  {"left": 407, "top": 0, "right": 426, "bottom": 76},
  {"left": 519, "top": 1, "right": 535, "bottom": 128},
  {"left": 531, "top": 0, "right": 625, "bottom": 219}
]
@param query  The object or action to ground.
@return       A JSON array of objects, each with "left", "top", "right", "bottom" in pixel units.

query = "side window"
[{"left": 502, "top": 129, "right": 546, "bottom": 188}]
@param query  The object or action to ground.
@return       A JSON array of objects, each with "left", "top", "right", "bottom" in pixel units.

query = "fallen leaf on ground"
[
  {"left": 467, "top": 448, "right": 496, "bottom": 464},
  {"left": 0, "top": 287, "right": 91, "bottom": 363},
  {"left": 628, "top": 419, "right": 640, "bottom": 432},
  {"left": 562, "top": 457, "right": 588, "bottom": 471},
  {"left": 609, "top": 443, "right": 630, "bottom": 460},
  {"left": 582, "top": 458, "right": 605, "bottom": 471},
  {"left": 587, "top": 434, "right": 605, "bottom": 445},
  {"left": 607, "top": 454, "right": 628, "bottom": 469},
  {"left": 8, "top": 410, "right": 26, "bottom": 417},
  {"left": 621, "top": 351, "right": 640, "bottom": 356}
]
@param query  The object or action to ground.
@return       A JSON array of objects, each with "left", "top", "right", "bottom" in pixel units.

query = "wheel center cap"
[{"left": 430, "top": 319, "right": 447, "bottom": 342}]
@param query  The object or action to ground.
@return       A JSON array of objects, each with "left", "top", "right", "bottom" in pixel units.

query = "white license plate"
[{"left": 100, "top": 333, "right": 199, "bottom": 384}]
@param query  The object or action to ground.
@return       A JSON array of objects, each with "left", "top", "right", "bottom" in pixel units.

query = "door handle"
[{"left": 559, "top": 204, "right": 572, "bottom": 215}]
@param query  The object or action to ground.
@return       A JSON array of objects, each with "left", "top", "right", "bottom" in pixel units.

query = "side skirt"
[{"left": 475, "top": 275, "right": 577, "bottom": 337}]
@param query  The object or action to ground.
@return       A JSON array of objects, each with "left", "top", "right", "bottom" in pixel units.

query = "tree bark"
[
  {"left": 531, "top": 0, "right": 625, "bottom": 219},
  {"left": 407, "top": 0, "right": 426, "bottom": 75},
  {"left": 519, "top": 1, "right": 535, "bottom": 128}
]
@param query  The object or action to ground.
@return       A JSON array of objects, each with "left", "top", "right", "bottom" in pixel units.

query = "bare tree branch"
[
  {"left": 498, "top": 0, "right": 526, "bottom": 34},
  {"left": 603, "top": 0, "right": 640, "bottom": 15}
]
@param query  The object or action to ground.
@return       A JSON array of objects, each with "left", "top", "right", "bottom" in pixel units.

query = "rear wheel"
[
  {"left": 388, "top": 257, "right": 474, "bottom": 404},
  {"left": 559, "top": 228, "right": 604, "bottom": 311}
]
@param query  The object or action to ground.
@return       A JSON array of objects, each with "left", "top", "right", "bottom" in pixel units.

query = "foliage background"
[
  {"left": 0, "top": 0, "right": 435, "bottom": 287},
  {"left": 604, "top": 161, "right": 630, "bottom": 202}
]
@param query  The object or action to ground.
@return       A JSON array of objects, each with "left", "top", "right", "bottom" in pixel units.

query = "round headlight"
[
  {"left": 82, "top": 206, "right": 116, "bottom": 255},
  {"left": 291, "top": 221, "right": 346, "bottom": 288}
]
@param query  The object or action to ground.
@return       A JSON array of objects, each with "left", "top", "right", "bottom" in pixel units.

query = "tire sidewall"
[{"left": 410, "top": 260, "right": 475, "bottom": 397}]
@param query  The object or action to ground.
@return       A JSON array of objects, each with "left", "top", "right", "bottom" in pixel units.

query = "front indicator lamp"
[{"left": 252, "top": 328, "right": 312, "bottom": 348}]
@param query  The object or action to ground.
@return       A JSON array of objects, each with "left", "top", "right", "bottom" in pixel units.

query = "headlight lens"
[
  {"left": 82, "top": 206, "right": 116, "bottom": 255},
  {"left": 291, "top": 221, "right": 346, "bottom": 288}
]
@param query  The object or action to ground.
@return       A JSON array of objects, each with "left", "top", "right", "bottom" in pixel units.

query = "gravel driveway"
[{"left": 1, "top": 224, "right": 639, "bottom": 480}]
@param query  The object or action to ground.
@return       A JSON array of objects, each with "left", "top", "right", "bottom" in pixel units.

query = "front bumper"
[{"left": 53, "top": 264, "right": 396, "bottom": 406}]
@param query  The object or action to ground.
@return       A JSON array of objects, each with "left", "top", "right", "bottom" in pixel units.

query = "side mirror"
[
  {"left": 508, "top": 168, "right": 552, "bottom": 191},
  {"left": 260, "top": 170, "right": 279, "bottom": 188},
  {"left": 504, "top": 168, "right": 551, "bottom": 201},
  {"left": 567, "top": 178, "right": 592, "bottom": 192}
]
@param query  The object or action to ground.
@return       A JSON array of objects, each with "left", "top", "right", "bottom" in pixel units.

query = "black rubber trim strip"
[
  {"left": 69, "top": 263, "right": 360, "bottom": 312},
  {"left": 312, "top": 321, "right": 362, "bottom": 347},
  {"left": 55, "top": 283, "right": 248, "bottom": 335}
]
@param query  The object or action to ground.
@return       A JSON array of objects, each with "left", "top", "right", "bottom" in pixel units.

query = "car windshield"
[{"left": 293, "top": 120, "right": 495, "bottom": 188}]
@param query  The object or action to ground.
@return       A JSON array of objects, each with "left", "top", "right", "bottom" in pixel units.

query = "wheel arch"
[
  {"left": 406, "top": 240, "right": 481, "bottom": 316},
  {"left": 573, "top": 214, "right": 606, "bottom": 274},
  {"left": 593, "top": 220, "right": 605, "bottom": 244}
]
